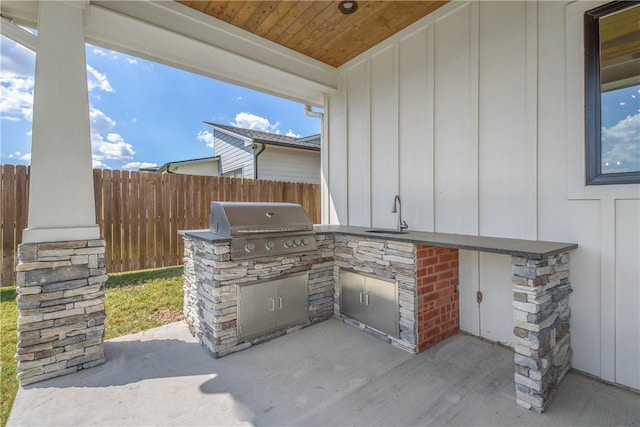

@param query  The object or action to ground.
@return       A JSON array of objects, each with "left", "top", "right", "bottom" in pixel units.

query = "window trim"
[
  {"left": 584, "top": 1, "right": 640, "bottom": 185},
  {"left": 221, "top": 167, "right": 243, "bottom": 179}
]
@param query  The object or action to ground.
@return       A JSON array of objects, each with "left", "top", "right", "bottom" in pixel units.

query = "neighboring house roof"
[
  {"left": 205, "top": 122, "right": 320, "bottom": 151},
  {"left": 156, "top": 156, "right": 220, "bottom": 173}
]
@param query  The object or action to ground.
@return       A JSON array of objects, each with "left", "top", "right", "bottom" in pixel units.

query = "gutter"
[
  {"left": 305, "top": 104, "right": 323, "bottom": 119},
  {"left": 253, "top": 142, "right": 266, "bottom": 179}
]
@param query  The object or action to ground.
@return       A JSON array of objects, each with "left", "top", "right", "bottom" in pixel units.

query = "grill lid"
[{"left": 209, "top": 202, "right": 314, "bottom": 236}]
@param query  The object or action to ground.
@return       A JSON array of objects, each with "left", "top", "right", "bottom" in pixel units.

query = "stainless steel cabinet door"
[
  {"left": 340, "top": 270, "right": 366, "bottom": 323},
  {"left": 238, "top": 281, "right": 277, "bottom": 339},
  {"left": 365, "top": 276, "right": 398, "bottom": 337},
  {"left": 276, "top": 274, "right": 308, "bottom": 327}
]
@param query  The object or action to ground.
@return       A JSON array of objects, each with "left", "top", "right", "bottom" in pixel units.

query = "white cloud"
[
  {"left": 197, "top": 130, "right": 214, "bottom": 148},
  {"left": 92, "top": 132, "right": 135, "bottom": 161},
  {"left": 121, "top": 161, "right": 158, "bottom": 171},
  {"left": 285, "top": 129, "right": 300, "bottom": 138},
  {"left": 235, "top": 96, "right": 243, "bottom": 101},
  {"left": 0, "top": 73, "right": 34, "bottom": 121},
  {"left": 8, "top": 151, "right": 31, "bottom": 161},
  {"left": 92, "top": 159, "right": 112, "bottom": 169},
  {"left": 231, "top": 112, "right": 280, "bottom": 133},
  {"left": 126, "top": 58, "right": 138, "bottom": 65},
  {"left": 86, "top": 65, "right": 114, "bottom": 93},
  {"left": 92, "top": 48, "right": 107, "bottom": 56},
  {"left": 132, "top": 117, "right": 138, "bottom": 124},
  {"left": 602, "top": 113, "right": 640, "bottom": 173},
  {"left": 90, "top": 106, "right": 117, "bottom": 133},
  {"left": 0, "top": 36, "right": 35, "bottom": 76},
  {"left": 89, "top": 107, "right": 135, "bottom": 161}
]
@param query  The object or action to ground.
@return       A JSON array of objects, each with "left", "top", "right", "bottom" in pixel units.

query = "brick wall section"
[
  {"left": 415, "top": 245, "right": 459, "bottom": 352},
  {"left": 15, "top": 239, "right": 107, "bottom": 385}
]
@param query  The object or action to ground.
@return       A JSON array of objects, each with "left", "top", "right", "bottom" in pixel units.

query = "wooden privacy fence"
[{"left": 1, "top": 165, "right": 321, "bottom": 286}]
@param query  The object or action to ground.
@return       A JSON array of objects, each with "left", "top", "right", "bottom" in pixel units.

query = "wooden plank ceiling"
[
  {"left": 177, "top": 1, "right": 448, "bottom": 67},
  {"left": 599, "top": 3, "right": 640, "bottom": 88}
]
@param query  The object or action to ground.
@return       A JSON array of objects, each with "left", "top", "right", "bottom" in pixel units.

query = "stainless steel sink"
[{"left": 365, "top": 229, "right": 409, "bottom": 235}]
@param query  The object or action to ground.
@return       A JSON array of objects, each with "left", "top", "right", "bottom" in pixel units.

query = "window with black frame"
[{"left": 584, "top": 1, "right": 640, "bottom": 185}]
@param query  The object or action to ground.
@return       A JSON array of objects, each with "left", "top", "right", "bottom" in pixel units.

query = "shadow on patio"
[{"left": 8, "top": 319, "right": 639, "bottom": 427}]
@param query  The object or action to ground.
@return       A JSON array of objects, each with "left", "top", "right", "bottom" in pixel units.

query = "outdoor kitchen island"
[{"left": 181, "top": 223, "right": 577, "bottom": 413}]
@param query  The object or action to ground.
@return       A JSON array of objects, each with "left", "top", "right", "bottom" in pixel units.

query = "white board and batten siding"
[
  {"left": 326, "top": 1, "right": 640, "bottom": 390},
  {"left": 213, "top": 132, "right": 254, "bottom": 179},
  {"left": 258, "top": 146, "right": 320, "bottom": 184}
]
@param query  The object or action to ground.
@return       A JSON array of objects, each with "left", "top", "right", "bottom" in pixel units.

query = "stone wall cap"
[
  {"left": 179, "top": 230, "right": 231, "bottom": 243},
  {"left": 312, "top": 225, "right": 577, "bottom": 259}
]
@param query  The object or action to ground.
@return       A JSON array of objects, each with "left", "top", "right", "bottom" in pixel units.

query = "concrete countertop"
[
  {"left": 180, "top": 226, "right": 578, "bottom": 259},
  {"left": 313, "top": 225, "right": 577, "bottom": 259}
]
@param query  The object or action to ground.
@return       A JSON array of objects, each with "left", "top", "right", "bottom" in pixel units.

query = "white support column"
[{"left": 23, "top": 0, "right": 100, "bottom": 244}]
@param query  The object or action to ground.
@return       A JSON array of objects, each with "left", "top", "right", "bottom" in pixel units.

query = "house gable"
[{"left": 212, "top": 130, "right": 254, "bottom": 179}]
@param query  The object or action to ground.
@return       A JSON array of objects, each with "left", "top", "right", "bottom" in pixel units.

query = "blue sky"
[
  {"left": 600, "top": 85, "right": 639, "bottom": 173},
  {"left": 0, "top": 34, "right": 321, "bottom": 170}
]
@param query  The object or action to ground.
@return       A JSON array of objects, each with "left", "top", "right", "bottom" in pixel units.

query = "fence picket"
[{"left": 1, "top": 166, "right": 16, "bottom": 286}]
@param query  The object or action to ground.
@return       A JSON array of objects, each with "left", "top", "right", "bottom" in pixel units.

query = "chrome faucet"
[{"left": 392, "top": 195, "right": 408, "bottom": 232}]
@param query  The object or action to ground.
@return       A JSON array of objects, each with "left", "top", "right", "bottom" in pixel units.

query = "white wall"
[
  {"left": 169, "top": 160, "right": 219, "bottom": 176},
  {"left": 213, "top": 132, "right": 254, "bottom": 179},
  {"left": 326, "top": 0, "right": 640, "bottom": 390},
  {"left": 258, "top": 146, "right": 320, "bottom": 184}
]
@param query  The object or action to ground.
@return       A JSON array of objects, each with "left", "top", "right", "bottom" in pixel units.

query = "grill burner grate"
[{"left": 209, "top": 202, "right": 317, "bottom": 260}]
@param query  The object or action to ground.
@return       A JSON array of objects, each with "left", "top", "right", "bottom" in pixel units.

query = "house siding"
[
  {"left": 258, "top": 146, "right": 320, "bottom": 184},
  {"left": 170, "top": 160, "right": 219, "bottom": 176},
  {"left": 326, "top": 0, "right": 639, "bottom": 390},
  {"left": 213, "top": 131, "right": 254, "bottom": 179}
]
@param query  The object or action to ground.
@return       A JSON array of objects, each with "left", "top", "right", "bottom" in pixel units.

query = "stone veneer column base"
[
  {"left": 512, "top": 252, "right": 572, "bottom": 413},
  {"left": 15, "top": 239, "right": 107, "bottom": 386}
]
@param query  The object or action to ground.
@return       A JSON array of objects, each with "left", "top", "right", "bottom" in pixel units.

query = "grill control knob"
[
  {"left": 302, "top": 238, "right": 310, "bottom": 246},
  {"left": 284, "top": 239, "right": 293, "bottom": 248},
  {"left": 265, "top": 241, "right": 276, "bottom": 250},
  {"left": 245, "top": 243, "right": 256, "bottom": 252},
  {"left": 294, "top": 239, "right": 302, "bottom": 246}
]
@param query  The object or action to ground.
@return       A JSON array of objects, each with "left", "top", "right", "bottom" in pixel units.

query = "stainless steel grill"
[{"left": 209, "top": 202, "right": 317, "bottom": 260}]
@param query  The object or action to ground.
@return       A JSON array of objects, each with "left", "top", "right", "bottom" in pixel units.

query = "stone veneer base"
[
  {"left": 15, "top": 239, "right": 107, "bottom": 386},
  {"left": 512, "top": 253, "right": 572, "bottom": 413},
  {"left": 182, "top": 234, "right": 335, "bottom": 358}
]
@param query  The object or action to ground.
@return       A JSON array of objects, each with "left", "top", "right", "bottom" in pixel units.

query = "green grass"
[
  {"left": 0, "top": 266, "right": 184, "bottom": 427},
  {"left": 1, "top": 287, "right": 18, "bottom": 427},
  {"left": 104, "top": 266, "right": 184, "bottom": 339}
]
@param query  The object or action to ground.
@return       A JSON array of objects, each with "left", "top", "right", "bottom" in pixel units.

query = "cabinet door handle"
[
  {"left": 270, "top": 298, "right": 276, "bottom": 311},
  {"left": 359, "top": 292, "right": 364, "bottom": 305},
  {"left": 365, "top": 294, "right": 370, "bottom": 306},
  {"left": 278, "top": 296, "right": 283, "bottom": 310}
]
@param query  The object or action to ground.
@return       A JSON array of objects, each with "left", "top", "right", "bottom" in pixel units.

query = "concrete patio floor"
[{"left": 8, "top": 319, "right": 639, "bottom": 427}]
